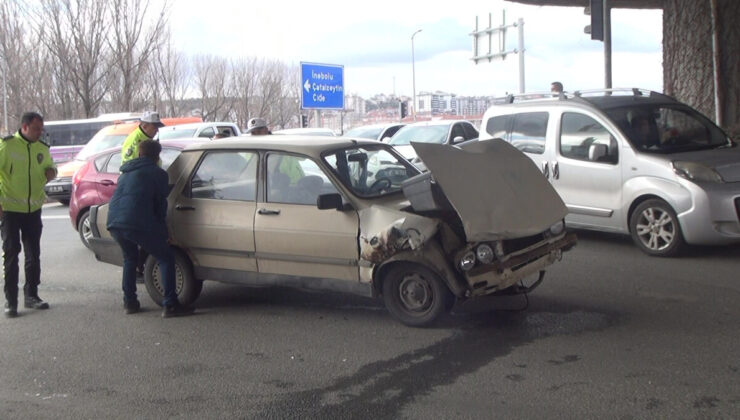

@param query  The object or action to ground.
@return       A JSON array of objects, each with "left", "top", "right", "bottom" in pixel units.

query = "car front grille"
[{"left": 502, "top": 232, "right": 547, "bottom": 255}]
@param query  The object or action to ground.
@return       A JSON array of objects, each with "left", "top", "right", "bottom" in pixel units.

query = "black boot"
[
  {"left": 24, "top": 295, "right": 50, "bottom": 310},
  {"left": 4, "top": 301, "right": 18, "bottom": 318}
]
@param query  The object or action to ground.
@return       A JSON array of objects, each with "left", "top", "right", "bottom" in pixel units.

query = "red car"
[{"left": 69, "top": 138, "right": 206, "bottom": 248}]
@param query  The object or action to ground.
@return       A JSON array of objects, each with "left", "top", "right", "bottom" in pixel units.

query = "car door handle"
[
  {"left": 541, "top": 161, "right": 550, "bottom": 179},
  {"left": 258, "top": 208, "right": 281, "bottom": 215},
  {"left": 99, "top": 179, "right": 115, "bottom": 186},
  {"left": 551, "top": 161, "right": 560, "bottom": 180},
  {"left": 175, "top": 205, "right": 195, "bottom": 211}
]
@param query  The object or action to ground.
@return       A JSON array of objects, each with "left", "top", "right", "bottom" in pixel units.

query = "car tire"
[
  {"left": 144, "top": 249, "right": 203, "bottom": 307},
  {"left": 77, "top": 210, "right": 93, "bottom": 249},
  {"left": 629, "top": 199, "right": 685, "bottom": 257},
  {"left": 382, "top": 263, "right": 453, "bottom": 327}
]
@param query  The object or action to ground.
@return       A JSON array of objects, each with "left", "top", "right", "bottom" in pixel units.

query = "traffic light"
[
  {"left": 400, "top": 102, "right": 408, "bottom": 119},
  {"left": 588, "top": 0, "right": 604, "bottom": 41},
  {"left": 301, "top": 114, "right": 308, "bottom": 128}
]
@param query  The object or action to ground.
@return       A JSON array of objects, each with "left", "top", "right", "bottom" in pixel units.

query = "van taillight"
[{"left": 73, "top": 162, "right": 91, "bottom": 185}]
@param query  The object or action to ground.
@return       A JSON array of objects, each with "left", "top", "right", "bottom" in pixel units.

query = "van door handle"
[
  {"left": 551, "top": 161, "right": 560, "bottom": 180},
  {"left": 175, "top": 205, "right": 195, "bottom": 211},
  {"left": 99, "top": 179, "right": 114, "bottom": 186},
  {"left": 541, "top": 161, "right": 549, "bottom": 179},
  {"left": 258, "top": 208, "right": 281, "bottom": 215}
]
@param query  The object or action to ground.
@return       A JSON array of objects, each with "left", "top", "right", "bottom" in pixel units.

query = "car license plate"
[{"left": 48, "top": 186, "right": 64, "bottom": 193}]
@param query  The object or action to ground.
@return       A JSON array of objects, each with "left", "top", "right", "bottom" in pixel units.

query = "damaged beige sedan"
[{"left": 88, "top": 136, "right": 576, "bottom": 326}]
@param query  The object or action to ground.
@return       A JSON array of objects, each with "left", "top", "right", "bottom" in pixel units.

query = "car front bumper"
[
  {"left": 44, "top": 177, "right": 73, "bottom": 202},
  {"left": 677, "top": 179, "right": 740, "bottom": 245}
]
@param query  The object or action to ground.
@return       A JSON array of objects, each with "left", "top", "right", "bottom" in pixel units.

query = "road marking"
[{"left": 42, "top": 215, "right": 69, "bottom": 220}]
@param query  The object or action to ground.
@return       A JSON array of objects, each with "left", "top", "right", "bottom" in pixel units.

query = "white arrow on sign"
[{"left": 304, "top": 79, "right": 311, "bottom": 93}]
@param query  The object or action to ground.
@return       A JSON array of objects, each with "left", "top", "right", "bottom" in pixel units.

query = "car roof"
[
  {"left": 402, "top": 120, "right": 468, "bottom": 127},
  {"left": 159, "top": 122, "right": 235, "bottom": 130},
  {"left": 487, "top": 89, "right": 680, "bottom": 113},
  {"left": 186, "top": 135, "right": 380, "bottom": 157},
  {"left": 86, "top": 138, "right": 207, "bottom": 160},
  {"left": 347, "top": 123, "right": 404, "bottom": 130}
]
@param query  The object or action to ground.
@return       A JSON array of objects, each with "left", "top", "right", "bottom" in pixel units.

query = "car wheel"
[
  {"left": 77, "top": 210, "right": 93, "bottom": 249},
  {"left": 382, "top": 263, "right": 453, "bottom": 327},
  {"left": 144, "top": 249, "right": 203, "bottom": 307},
  {"left": 629, "top": 199, "right": 685, "bottom": 257}
]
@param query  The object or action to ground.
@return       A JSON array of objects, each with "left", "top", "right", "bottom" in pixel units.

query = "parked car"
[
  {"left": 86, "top": 135, "right": 576, "bottom": 327},
  {"left": 157, "top": 122, "right": 241, "bottom": 140},
  {"left": 344, "top": 123, "right": 406, "bottom": 142},
  {"left": 69, "top": 138, "right": 206, "bottom": 248},
  {"left": 272, "top": 127, "right": 336, "bottom": 136},
  {"left": 480, "top": 88, "right": 740, "bottom": 256},
  {"left": 45, "top": 117, "right": 200, "bottom": 205},
  {"left": 388, "top": 120, "right": 478, "bottom": 168}
]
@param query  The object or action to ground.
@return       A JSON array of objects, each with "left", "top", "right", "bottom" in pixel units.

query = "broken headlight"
[
  {"left": 475, "top": 244, "right": 494, "bottom": 264},
  {"left": 459, "top": 251, "right": 476, "bottom": 271}
]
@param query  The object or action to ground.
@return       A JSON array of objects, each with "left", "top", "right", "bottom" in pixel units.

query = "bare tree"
[
  {"left": 0, "top": 0, "right": 28, "bottom": 131},
  {"left": 37, "top": 0, "right": 113, "bottom": 117},
  {"left": 153, "top": 30, "right": 191, "bottom": 117},
  {"left": 230, "top": 57, "right": 259, "bottom": 128},
  {"left": 108, "top": 0, "right": 169, "bottom": 111},
  {"left": 193, "top": 54, "right": 231, "bottom": 121}
]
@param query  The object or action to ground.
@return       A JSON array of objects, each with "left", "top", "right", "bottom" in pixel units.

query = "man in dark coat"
[{"left": 107, "top": 140, "right": 192, "bottom": 317}]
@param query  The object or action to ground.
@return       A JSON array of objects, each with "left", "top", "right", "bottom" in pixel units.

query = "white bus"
[{"left": 42, "top": 113, "right": 142, "bottom": 163}]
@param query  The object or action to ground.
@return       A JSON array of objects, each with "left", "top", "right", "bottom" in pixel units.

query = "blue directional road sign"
[{"left": 301, "top": 62, "right": 344, "bottom": 110}]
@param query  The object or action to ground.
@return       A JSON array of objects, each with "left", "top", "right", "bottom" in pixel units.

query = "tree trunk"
[{"left": 663, "top": 0, "right": 740, "bottom": 135}]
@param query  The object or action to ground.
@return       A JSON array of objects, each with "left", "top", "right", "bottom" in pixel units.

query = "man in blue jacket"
[{"left": 107, "top": 140, "right": 193, "bottom": 317}]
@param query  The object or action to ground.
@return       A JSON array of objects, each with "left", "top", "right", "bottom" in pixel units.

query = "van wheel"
[
  {"left": 629, "top": 199, "right": 685, "bottom": 257},
  {"left": 144, "top": 250, "right": 202, "bottom": 306},
  {"left": 382, "top": 263, "right": 453, "bottom": 327},
  {"left": 77, "top": 210, "right": 93, "bottom": 249}
]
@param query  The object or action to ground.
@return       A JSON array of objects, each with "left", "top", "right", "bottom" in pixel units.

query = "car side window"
[
  {"left": 189, "top": 151, "right": 257, "bottom": 201},
  {"left": 450, "top": 124, "right": 466, "bottom": 144},
  {"left": 105, "top": 153, "right": 122, "bottom": 173},
  {"left": 511, "top": 112, "right": 548, "bottom": 154},
  {"left": 383, "top": 125, "right": 403, "bottom": 139},
  {"left": 266, "top": 153, "right": 338, "bottom": 205},
  {"left": 94, "top": 154, "right": 109, "bottom": 172},
  {"left": 160, "top": 148, "right": 181, "bottom": 170},
  {"left": 485, "top": 115, "right": 511, "bottom": 140},
  {"left": 463, "top": 123, "right": 479, "bottom": 140},
  {"left": 560, "top": 113, "right": 619, "bottom": 164},
  {"left": 198, "top": 127, "right": 215, "bottom": 138}
]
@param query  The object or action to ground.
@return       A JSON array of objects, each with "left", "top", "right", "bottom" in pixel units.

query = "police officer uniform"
[{"left": 0, "top": 130, "right": 56, "bottom": 316}]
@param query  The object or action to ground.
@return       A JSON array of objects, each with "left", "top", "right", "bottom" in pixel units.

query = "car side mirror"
[
  {"left": 317, "top": 193, "right": 344, "bottom": 210},
  {"left": 452, "top": 136, "right": 465, "bottom": 144},
  {"left": 588, "top": 143, "right": 608, "bottom": 161}
]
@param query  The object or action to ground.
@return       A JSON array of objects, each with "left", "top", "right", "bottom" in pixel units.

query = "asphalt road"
[{"left": 1, "top": 203, "right": 739, "bottom": 419}]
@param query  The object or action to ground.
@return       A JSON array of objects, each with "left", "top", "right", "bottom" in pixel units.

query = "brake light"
[{"left": 72, "top": 161, "right": 91, "bottom": 185}]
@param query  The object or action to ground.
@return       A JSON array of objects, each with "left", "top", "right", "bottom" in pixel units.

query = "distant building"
[{"left": 417, "top": 91, "right": 458, "bottom": 116}]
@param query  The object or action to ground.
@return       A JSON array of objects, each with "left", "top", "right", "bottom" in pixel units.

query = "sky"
[{"left": 167, "top": 0, "right": 663, "bottom": 99}]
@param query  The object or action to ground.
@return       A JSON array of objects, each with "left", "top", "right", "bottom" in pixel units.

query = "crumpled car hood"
[{"left": 411, "top": 140, "right": 568, "bottom": 241}]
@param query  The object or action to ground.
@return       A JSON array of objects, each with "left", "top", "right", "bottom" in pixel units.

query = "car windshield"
[
  {"left": 389, "top": 125, "right": 448, "bottom": 145},
  {"left": 158, "top": 128, "right": 197, "bottom": 140},
  {"left": 344, "top": 126, "right": 383, "bottom": 140},
  {"left": 77, "top": 133, "right": 128, "bottom": 160},
  {"left": 604, "top": 104, "right": 732, "bottom": 154},
  {"left": 323, "top": 144, "right": 420, "bottom": 197}
]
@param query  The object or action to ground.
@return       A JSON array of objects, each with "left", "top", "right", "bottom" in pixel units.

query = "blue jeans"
[{"left": 109, "top": 229, "right": 177, "bottom": 307}]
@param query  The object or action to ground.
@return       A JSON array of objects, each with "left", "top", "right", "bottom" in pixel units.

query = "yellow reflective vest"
[
  {"left": 0, "top": 132, "right": 56, "bottom": 213},
  {"left": 121, "top": 126, "right": 153, "bottom": 164}
]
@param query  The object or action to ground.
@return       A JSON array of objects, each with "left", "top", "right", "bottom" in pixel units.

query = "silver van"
[{"left": 480, "top": 89, "right": 740, "bottom": 256}]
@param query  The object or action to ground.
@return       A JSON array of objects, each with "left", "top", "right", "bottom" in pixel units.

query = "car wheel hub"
[
  {"left": 636, "top": 207, "right": 674, "bottom": 251},
  {"left": 399, "top": 273, "right": 432, "bottom": 312},
  {"left": 152, "top": 263, "right": 185, "bottom": 296}
]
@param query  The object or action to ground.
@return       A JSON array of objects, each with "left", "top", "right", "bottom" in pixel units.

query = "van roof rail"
[{"left": 493, "top": 88, "right": 678, "bottom": 106}]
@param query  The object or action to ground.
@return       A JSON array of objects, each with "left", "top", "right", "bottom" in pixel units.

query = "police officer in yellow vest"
[
  {"left": 0, "top": 112, "right": 57, "bottom": 318},
  {"left": 121, "top": 111, "right": 165, "bottom": 164}
]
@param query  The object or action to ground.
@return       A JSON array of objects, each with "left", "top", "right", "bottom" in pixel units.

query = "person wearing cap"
[
  {"left": 121, "top": 111, "right": 165, "bottom": 164},
  {"left": 0, "top": 112, "right": 57, "bottom": 317},
  {"left": 246, "top": 117, "right": 270, "bottom": 135}
]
